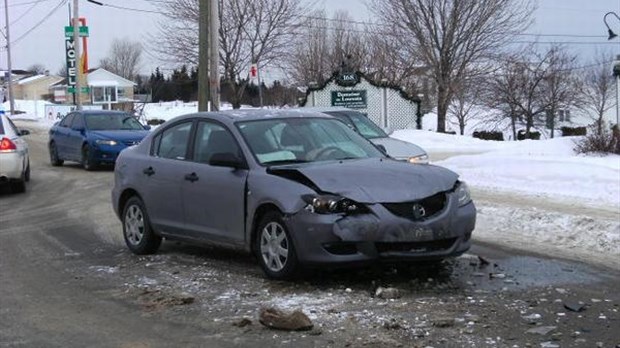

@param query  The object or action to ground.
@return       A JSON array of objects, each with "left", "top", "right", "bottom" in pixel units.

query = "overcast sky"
[{"left": 2, "top": 0, "right": 619, "bottom": 79}]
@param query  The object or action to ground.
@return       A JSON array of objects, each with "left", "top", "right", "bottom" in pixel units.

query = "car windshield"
[
  {"left": 237, "top": 117, "right": 385, "bottom": 165},
  {"left": 326, "top": 111, "right": 388, "bottom": 139},
  {"left": 85, "top": 113, "right": 144, "bottom": 131}
]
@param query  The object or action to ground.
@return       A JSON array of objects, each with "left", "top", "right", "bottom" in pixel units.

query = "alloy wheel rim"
[
  {"left": 260, "top": 222, "right": 288, "bottom": 272},
  {"left": 124, "top": 205, "right": 145, "bottom": 246}
]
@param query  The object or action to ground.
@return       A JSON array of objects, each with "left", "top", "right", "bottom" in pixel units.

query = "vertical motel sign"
[{"left": 65, "top": 25, "right": 89, "bottom": 94}]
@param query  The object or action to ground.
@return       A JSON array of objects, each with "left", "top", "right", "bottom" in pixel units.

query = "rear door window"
[
  {"left": 59, "top": 113, "right": 76, "bottom": 128},
  {"left": 0, "top": 117, "right": 5, "bottom": 135},
  {"left": 5, "top": 117, "right": 20, "bottom": 135},
  {"left": 71, "top": 114, "right": 85, "bottom": 130},
  {"left": 192, "top": 121, "right": 241, "bottom": 164},
  {"left": 155, "top": 122, "right": 193, "bottom": 160}
]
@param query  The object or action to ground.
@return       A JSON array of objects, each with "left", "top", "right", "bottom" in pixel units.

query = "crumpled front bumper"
[{"left": 286, "top": 193, "right": 476, "bottom": 266}]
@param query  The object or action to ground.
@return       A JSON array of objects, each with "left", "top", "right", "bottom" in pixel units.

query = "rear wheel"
[
  {"left": 24, "top": 163, "right": 30, "bottom": 182},
  {"left": 122, "top": 196, "right": 162, "bottom": 255},
  {"left": 255, "top": 211, "right": 300, "bottom": 280},
  {"left": 11, "top": 180, "right": 26, "bottom": 193},
  {"left": 49, "top": 142, "right": 63, "bottom": 166},
  {"left": 82, "top": 145, "right": 97, "bottom": 171}
]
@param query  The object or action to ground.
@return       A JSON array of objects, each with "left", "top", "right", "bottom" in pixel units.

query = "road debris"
[
  {"left": 563, "top": 300, "right": 586, "bottom": 312},
  {"left": 258, "top": 307, "right": 313, "bottom": 331},
  {"left": 375, "top": 287, "right": 401, "bottom": 299},
  {"left": 526, "top": 326, "right": 557, "bottom": 336}
]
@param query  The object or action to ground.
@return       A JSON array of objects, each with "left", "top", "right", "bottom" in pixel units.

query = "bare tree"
[
  {"left": 449, "top": 78, "right": 484, "bottom": 135},
  {"left": 57, "top": 62, "right": 67, "bottom": 78},
  {"left": 27, "top": 64, "right": 46, "bottom": 74},
  {"left": 153, "top": 0, "right": 308, "bottom": 108},
  {"left": 539, "top": 46, "right": 580, "bottom": 138},
  {"left": 486, "top": 45, "right": 581, "bottom": 139},
  {"left": 286, "top": 10, "right": 366, "bottom": 86},
  {"left": 483, "top": 59, "right": 523, "bottom": 140},
  {"left": 286, "top": 10, "right": 330, "bottom": 86},
  {"left": 581, "top": 51, "right": 616, "bottom": 135},
  {"left": 371, "top": 0, "right": 534, "bottom": 132},
  {"left": 99, "top": 38, "right": 143, "bottom": 81}
]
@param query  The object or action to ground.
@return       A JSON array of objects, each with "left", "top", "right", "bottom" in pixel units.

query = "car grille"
[
  {"left": 382, "top": 192, "right": 446, "bottom": 221},
  {"left": 376, "top": 238, "right": 456, "bottom": 254}
]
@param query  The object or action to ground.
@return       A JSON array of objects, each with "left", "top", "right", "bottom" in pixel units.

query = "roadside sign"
[
  {"left": 65, "top": 26, "right": 89, "bottom": 37},
  {"left": 331, "top": 90, "right": 367, "bottom": 109},
  {"left": 250, "top": 63, "right": 258, "bottom": 80},
  {"left": 67, "top": 87, "right": 90, "bottom": 94}
]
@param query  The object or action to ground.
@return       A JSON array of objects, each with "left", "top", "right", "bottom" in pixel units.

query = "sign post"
[{"left": 65, "top": 24, "right": 89, "bottom": 97}]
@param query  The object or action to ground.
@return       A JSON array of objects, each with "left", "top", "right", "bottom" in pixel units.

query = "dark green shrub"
[
  {"left": 472, "top": 131, "right": 504, "bottom": 141},
  {"left": 517, "top": 130, "right": 540, "bottom": 140},
  {"left": 561, "top": 127, "right": 587, "bottom": 136}
]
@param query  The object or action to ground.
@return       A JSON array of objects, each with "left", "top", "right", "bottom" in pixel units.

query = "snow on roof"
[
  {"left": 89, "top": 80, "right": 119, "bottom": 87},
  {"left": 17, "top": 75, "right": 46, "bottom": 85}
]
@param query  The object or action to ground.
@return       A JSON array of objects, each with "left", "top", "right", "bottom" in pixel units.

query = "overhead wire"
[
  {"left": 1, "top": 0, "right": 55, "bottom": 8},
  {"left": 10, "top": 0, "right": 68, "bottom": 46},
  {"left": 10, "top": 0, "right": 48, "bottom": 25}
]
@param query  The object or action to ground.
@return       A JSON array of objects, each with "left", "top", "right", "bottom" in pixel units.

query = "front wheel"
[
  {"left": 122, "top": 196, "right": 162, "bottom": 255},
  {"left": 82, "top": 145, "right": 97, "bottom": 171},
  {"left": 255, "top": 211, "right": 300, "bottom": 280},
  {"left": 49, "top": 142, "right": 63, "bottom": 166}
]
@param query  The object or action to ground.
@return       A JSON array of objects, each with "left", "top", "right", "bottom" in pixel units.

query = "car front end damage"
[{"left": 284, "top": 183, "right": 476, "bottom": 266}]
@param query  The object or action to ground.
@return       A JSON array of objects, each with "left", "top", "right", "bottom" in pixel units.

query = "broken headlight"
[
  {"left": 455, "top": 181, "right": 472, "bottom": 206},
  {"left": 302, "top": 195, "right": 364, "bottom": 214},
  {"left": 407, "top": 154, "right": 429, "bottom": 164}
]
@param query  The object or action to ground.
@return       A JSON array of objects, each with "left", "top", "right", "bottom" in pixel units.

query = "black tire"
[
  {"left": 122, "top": 196, "right": 162, "bottom": 255},
  {"left": 49, "top": 142, "right": 63, "bottom": 166},
  {"left": 255, "top": 211, "right": 300, "bottom": 280},
  {"left": 11, "top": 180, "right": 26, "bottom": 194},
  {"left": 24, "top": 163, "right": 30, "bottom": 182},
  {"left": 82, "top": 145, "right": 97, "bottom": 171}
]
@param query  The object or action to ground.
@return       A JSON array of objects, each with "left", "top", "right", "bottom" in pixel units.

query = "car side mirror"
[
  {"left": 143, "top": 125, "right": 152, "bottom": 131},
  {"left": 209, "top": 152, "right": 246, "bottom": 169},
  {"left": 19, "top": 129, "right": 30, "bottom": 136}
]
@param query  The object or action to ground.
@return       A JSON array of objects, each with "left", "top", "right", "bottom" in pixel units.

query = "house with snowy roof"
[
  {"left": 12, "top": 73, "right": 64, "bottom": 101},
  {"left": 50, "top": 67, "right": 137, "bottom": 110}
]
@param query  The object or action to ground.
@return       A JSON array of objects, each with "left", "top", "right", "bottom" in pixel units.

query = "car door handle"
[
  {"left": 184, "top": 172, "right": 199, "bottom": 182},
  {"left": 143, "top": 167, "right": 155, "bottom": 176}
]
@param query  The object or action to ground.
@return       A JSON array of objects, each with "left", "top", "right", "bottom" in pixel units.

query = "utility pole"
[
  {"left": 3, "top": 0, "right": 15, "bottom": 115},
  {"left": 198, "top": 0, "right": 210, "bottom": 111},
  {"left": 73, "top": 0, "right": 82, "bottom": 110},
  {"left": 257, "top": 62, "right": 263, "bottom": 108},
  {"left": 209, "top": 0, "right": 220, "bottom": 111}
]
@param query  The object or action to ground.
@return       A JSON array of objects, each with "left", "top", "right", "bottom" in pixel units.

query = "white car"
[{"left": 0, "top": 113, "right": 30, "bottom": 193}]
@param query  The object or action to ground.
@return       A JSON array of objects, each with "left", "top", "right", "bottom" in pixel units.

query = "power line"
[
  {"left": 11, "top": 0, "right": 67, "bottom": 45},
  {"left": 1, "top": 0, "right": 55, "bottom": 7},
  {"left": 10, "top": 0, "right": 47, "bottom": 25}
]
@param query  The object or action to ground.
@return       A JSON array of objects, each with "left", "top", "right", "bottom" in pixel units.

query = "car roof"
[
  {"left": 291, "top": 106, "right": 356, "bottom": 113},
  {"left": 176, "top": 109, "right": 336, "bottom": 122},
  {"left": 79, "top": 110, "right": 131, "bottom": 116}
]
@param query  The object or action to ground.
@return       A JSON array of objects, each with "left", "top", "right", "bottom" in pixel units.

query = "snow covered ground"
[{"left": 6, "top": 99, "right": 619, "bottom": 267}]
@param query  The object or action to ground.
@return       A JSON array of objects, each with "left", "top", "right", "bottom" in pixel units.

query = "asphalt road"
[{"left": 1, "top": 122, "right": 618, "bottom": 348}]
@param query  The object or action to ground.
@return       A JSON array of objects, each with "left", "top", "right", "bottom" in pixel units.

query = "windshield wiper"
[{"left": 263, "top": 159, "right": 309, "bottom": 166}]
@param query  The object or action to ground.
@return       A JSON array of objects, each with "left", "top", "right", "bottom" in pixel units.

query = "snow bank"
[{"left": 475, "top": 203, "right": 620, "bottom": 270}]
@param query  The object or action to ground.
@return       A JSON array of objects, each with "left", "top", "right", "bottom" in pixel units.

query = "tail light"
[{"left": 0, "top": 137, "right": 17, "bottom": 152}]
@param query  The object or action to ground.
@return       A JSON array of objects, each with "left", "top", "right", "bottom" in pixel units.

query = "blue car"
[{"left": 48, "top": 110, "right": 150, "bottom": 170}]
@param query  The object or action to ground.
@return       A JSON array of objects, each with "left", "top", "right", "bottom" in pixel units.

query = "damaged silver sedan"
[{"left": 112, "top": 110, "right": 476, "bottom": 279}]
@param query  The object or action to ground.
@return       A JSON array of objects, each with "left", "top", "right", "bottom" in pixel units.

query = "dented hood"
[{"left": 268, "top": 158, "right": 458, "bottom": 203}]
